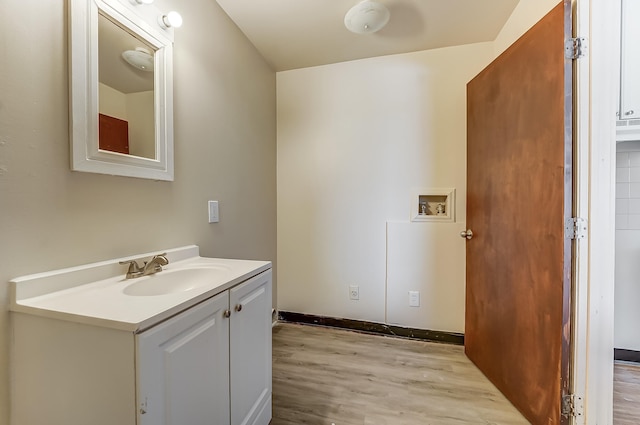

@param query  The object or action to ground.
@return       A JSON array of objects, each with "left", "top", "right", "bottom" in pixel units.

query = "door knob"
[
  {"left": 235, "top": 304, "right": 243, "bottom": 312},
  {"left": 625, "top": 110, "right": 635, "bottom": 116},
  {"left": 223, "top": 310, "right": 231, "bottom": 318},
  {"left": 460, "top": 229, "right": 473, "bottom": 240}
]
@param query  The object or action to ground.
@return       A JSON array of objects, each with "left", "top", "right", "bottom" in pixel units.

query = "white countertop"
[{"left": 9, "top": 246, "right": 271, "bottom": 332}]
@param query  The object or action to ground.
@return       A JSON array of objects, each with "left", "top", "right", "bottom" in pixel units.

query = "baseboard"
[
  {"left": 277, "top": 310, "right": 464, "bottom": 346},
  {"left": 615, "top": 348, "right": 640, "bottom": 363}
]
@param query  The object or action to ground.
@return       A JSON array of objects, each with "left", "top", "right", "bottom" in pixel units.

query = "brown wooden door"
[
  {"left": 99, "top": 113, "right": 130, "bottom": 154},
  {"left": 465, "top": 2, "right": 573, "bottom": 424}
]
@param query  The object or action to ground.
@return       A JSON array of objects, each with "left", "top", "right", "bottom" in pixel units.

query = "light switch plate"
[{"left": 208, "top": 200, "right": 219, "bottom": 223}]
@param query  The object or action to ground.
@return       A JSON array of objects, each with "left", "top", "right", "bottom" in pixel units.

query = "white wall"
[
  {"left": 615, "top": 144, "right": 640, "bottom": 351},
  {"left": 0, "top": 0, "right": 276, "bottom": 423},
  {"left": 99, "top": 82, "right": 128, "bottom": 119},
  {"left": 126, "top": 90, "right": 155, "bottom": 158},
  {"left": 277, "top": 43, "right": 494, "bottom": 330},
  {"left": 493, "top": 0, "right": 562, "bottom": 56}
]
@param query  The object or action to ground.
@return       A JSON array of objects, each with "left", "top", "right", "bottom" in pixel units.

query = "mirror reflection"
[{"left": 98, "top": 13, "right": 156, "bottom": 159}]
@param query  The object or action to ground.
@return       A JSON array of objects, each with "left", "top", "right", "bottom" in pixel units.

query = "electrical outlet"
[
  {"left": 409, "top": 291, "right": 420, "bottom": 307},
  {"left": 349, "top": 285, "right": 359, "bottom": 300}
]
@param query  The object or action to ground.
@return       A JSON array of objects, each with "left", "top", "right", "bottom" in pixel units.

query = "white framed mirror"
[{"left": 69, "top": 0, "right": 175, "bottom": 181}]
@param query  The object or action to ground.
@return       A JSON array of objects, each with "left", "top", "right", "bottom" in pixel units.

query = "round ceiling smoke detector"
[
  {"left": 122, "top": 47, "right": 154, "bottom": 72},
  {"left": 344, "top": 0, "right": 390, "bottom": 34}
]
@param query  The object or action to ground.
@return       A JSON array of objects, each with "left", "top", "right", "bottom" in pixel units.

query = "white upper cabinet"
[
  {"left": 621, "top": 0, "right": 640, "bottom": 120},
  {"left": 617, "top": 0, "right": 640, "bottom": 142}
]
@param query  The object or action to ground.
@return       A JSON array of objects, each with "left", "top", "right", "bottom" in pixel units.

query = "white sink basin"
[{"left": 122, "top": 266, "right": 230, "bottom": 296}]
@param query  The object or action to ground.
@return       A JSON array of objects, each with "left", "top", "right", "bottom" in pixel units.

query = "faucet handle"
[
  {"left": 152, "top": 253, "right": 169, "bottom": 266},
  {"left": 140, "top": 253, "right": 169, "bottom": 276},
  {"left": 119, "top": 260, "right": 143, "bottom": 278}
]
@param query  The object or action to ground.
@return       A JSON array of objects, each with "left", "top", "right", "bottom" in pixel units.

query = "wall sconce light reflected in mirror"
[{"left": 159, "top": 11, "right": 183, "bottom": 28}]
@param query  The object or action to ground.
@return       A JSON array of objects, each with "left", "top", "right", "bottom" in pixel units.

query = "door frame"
[{"left": 573, "top": 0, "right": 619, "bottom": 423}]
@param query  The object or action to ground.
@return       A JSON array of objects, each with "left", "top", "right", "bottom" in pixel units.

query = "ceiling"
[
  {"left": 215, "top": 0, "right": 521, "bottom": 72},
  {"left": 99, "top": 13, "right": 154, "bottom": 94}
]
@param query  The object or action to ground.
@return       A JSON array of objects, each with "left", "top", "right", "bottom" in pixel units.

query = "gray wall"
[{"left": 0, "top": 1, "right": 277, "bottom": 423}]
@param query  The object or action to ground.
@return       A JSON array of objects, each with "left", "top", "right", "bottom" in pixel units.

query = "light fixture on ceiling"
[
  {"left": 134, "top": 0, "right": 154, "bottom": 4},
  {"left": 344, "top": 0, "right": 390, "bottom": 34},
  {"left": 159, "top": 11, "right": 183, "bottom": 28},
  {"left": 122, "top": 47, "right": 154, "bottom": 72}
]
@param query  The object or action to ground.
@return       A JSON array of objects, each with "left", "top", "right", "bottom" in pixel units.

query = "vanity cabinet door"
[
  {"left": 136, "top": 292, "right": 231, "bottom": 425},
  {"left": 229, "top": 270, "right": 273, "bottom": 425}
]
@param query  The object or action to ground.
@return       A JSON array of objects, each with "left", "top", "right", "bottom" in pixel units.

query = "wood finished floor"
[
  {"left": 271, "top": 323, "right": 529, "bottom": 425},
  {"left": 273, "top": 323, "right": 640, "bottom": 424},
  {"left": 614, "top": 362, "right": 640, "bottom": 425}
]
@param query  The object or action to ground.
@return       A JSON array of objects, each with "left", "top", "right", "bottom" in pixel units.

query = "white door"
[
  {"left": 229, "top": 270, "right": 272, "bottom": 425},
  {"left": 137, "top": 292, "right": 231, "bottom": 425}
]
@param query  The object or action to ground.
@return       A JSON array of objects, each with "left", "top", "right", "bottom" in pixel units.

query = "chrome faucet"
[{"left": 119, "top": 253, "right": 169, "bottom": 279}]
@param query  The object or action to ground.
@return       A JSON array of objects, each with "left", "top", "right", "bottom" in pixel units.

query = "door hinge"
[
  {"left": 565, "top": 37, "right": 588, "bottom": 59},
  {"left": 561, "top": 394, "right": 584, "bottom": 418},
  {"left": 565, "top": 217, "right": 587, "bottom": 240}
]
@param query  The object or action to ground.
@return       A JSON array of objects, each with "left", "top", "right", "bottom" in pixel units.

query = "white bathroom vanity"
[{"left": 9, "top": 246, "right": 272, "bottom": 425}]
